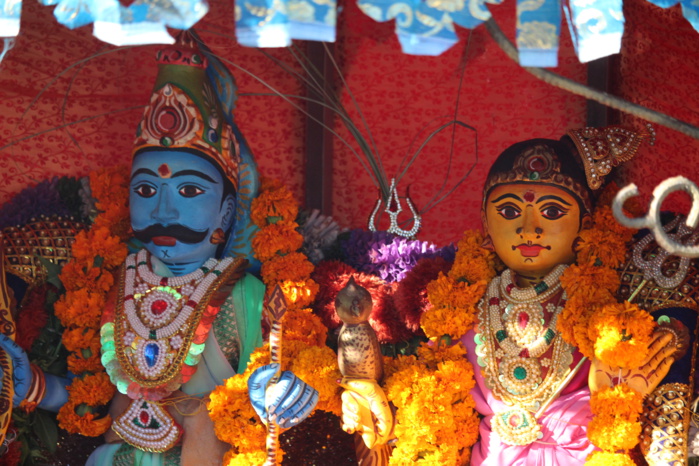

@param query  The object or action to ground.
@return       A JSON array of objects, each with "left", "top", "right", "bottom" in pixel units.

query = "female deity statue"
[{"left": 462, "top": 131, "right": 677, "bottom": 464}]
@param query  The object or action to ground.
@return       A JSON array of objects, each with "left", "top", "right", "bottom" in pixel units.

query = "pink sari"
[{"left": 462, "top": 330, "right": 598, "bottom": 466}]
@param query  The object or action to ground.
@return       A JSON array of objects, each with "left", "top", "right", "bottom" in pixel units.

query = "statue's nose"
[{"left": 151, "top": 187, "right": 179, "bottom": 223}]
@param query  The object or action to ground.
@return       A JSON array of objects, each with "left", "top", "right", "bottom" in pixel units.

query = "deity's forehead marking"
[{"left": 158, "top": 163, "right": 172, "bottom": 178}]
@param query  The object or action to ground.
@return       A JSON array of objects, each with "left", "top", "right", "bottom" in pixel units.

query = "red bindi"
[
  {"left": 524, "top": 191, "right": 535, "bottom": 202},
  {"left": 158, "top": 163, "right": 172, "bottom": 178}
]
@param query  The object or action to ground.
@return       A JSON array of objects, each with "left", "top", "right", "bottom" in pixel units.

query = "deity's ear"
[
  {"left": 480, "top": 208, "right": 495, "bottom": 251},
  {"left": 220, "top": 194, "right": 237, "bottom": 231},
  {"left": 580, "top": 212, "right": 593, "bottom": 231}
]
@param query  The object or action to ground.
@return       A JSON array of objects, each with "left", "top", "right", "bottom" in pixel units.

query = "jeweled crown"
[{"left": 132, "top": 32, "right": 241, "bottom": 191}]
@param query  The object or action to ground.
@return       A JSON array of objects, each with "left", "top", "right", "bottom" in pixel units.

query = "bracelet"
[{"left": 19, "top": 364, "right": 45, "bottom": 412}]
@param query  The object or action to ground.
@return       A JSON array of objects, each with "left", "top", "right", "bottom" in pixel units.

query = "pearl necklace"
[
  {"left": 498, "top": 264, "right": 567, "bottom": 304},
  {"left": 475, "top": 267, "right": 575, "bottom": 446}
]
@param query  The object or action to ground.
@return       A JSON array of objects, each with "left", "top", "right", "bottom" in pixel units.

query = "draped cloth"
[
  {"left": 86, "top": 254, "right": 265, "bottom": 465},
  {"left": 462, "top": 329, "right": 598, "bottom": 466}
]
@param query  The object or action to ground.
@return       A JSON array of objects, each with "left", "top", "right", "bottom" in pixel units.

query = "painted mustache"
[{"left": 133, "top": 224, "right": 210, "bottom": 245}]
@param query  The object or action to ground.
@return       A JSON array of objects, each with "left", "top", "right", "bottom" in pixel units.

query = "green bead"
[
  {"left": 185, "top": 353, "right": 200, "bottom": 366},
  {"left": 658, "top": 315, "right": 671, "bottom": 325},
  {"left": 544, "top": 328, "right": 555, "bottom": 344},
  {"left": 189, "top": 343, "right": 205, "bottom": 355},
  {"left": 101, "top": 340, "right": 115, "bottom": 352},
  {"left": 160, "top": 136, "right": 173, "bottom": 147},
  {"left": 496, "top": 330, "right": 507, "bottom": 342},
  {"left": 116, "top": 378, "right": 129, "bottom": 395},
  {"left": 513, "top": 366, "right": 527, "bottom": 380},
  {"left": 534, "top": 282, "right": 549, "bottom": 295},
  {"left": 101, "top": 350, "right": 115, "bottom": 367}
]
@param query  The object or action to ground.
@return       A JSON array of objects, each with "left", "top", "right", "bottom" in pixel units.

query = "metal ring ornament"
[{"left": 613, "top": 176, "right": 699, "bottom": 257}]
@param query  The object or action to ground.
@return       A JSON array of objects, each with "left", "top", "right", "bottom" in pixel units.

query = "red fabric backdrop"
[{"left": 1, "top": 0, "right": 698, "bottom": 246}]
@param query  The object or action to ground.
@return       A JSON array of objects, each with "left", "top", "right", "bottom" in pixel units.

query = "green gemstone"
[
  {"left": 149, "top": 330, "right": 157, "bottom": 340},
  {"left": 160, "top": 136, "right": 173, "bottom": 147},
  {"left": 212, "top": 270, "right": 221, "bottom": 276},
  {"left": 534, "top": 282, "right": 549, "bottom": 295},
  {"left": 513, "top": 366, "right": 527, "bottom": 380},
  {"left": 658, "top": 315, "right": 671, "bottom": 325},
  {"left": 496, "top": 330, "right": 507, "bottom": 342},
  {"left": 544, "top": 328, "right": 555, "bottom": 344},
  {"left": 126, "top": 265, "right": 136, "bottom": 270},
  {"left": 138, "top": 261, "right": 148, "bottom": 267},
  {"left": 529, "top": 171, "right": 540, "bottom": 180},
  {"left": 200, "top": 267, "right": 210, "bottom": 273}
]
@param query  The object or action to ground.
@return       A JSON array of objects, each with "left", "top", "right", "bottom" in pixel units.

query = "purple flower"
[
  {"left": 0, "top": 177, "right": 72, "bottom": 229},
  {"left": 340, "top": 229, "right": 455, "bottom": 282}
]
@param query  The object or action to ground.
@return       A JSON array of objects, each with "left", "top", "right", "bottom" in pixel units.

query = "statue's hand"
[
  {"left": 590, "top": 331, "right": 675, "bottom": 396},
  {"left": 340, "top": 377, "right": 393, "bottom": 449},
  {"left": 0, "top": 334, "right": 30, "bottom": 406},
  {"left": 248, "top": 364, "right": 318, "bottom": 428}
]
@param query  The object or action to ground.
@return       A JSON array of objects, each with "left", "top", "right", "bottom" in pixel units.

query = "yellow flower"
[
  {"left": 585, "top": 451, "right": 637, "bottom": 466},
  {"left": 252, "top": 220, "right": 304, "bottom": 262},
  {"left": 590, "top": 302, "right": 655, "bottom": 368}
]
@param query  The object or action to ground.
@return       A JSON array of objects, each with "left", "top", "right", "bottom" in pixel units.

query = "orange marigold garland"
[
  {"left": 555, "top": 203, "right": 652, "bottom": 464},
  {"left": 55, "top": 166, "right": 129, "bottom": 436},
  {"left": 208, "top": 178, "right": 342, "bottom": 465},
  {"left": 389, "top": 230, "right": 494, "bottom": 463}
]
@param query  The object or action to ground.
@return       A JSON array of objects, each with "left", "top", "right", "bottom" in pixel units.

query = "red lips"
[
  {"left": 152, "top": 236, "right": 176, "bottom": 246},
  {"left": 515, "top": 244, "right": 546, "bottom": 257}
]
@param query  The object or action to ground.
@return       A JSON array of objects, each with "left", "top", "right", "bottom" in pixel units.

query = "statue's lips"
[
  {"left": 152, "top": 236, "right": 177, "bottom": 247},
  {"left": 514, "top": 244, "right": 550, "bottom": 257}
]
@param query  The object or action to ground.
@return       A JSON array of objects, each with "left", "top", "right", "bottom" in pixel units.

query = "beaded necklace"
[
  {"left": 100, "top": 249, "right": 243, "bottom": 452},
  {"left": 475, "top": 264, "right": 575, "bottom": 446}
]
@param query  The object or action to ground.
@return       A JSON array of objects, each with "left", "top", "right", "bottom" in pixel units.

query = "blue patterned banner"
[
  {"left": 357, "top": 0, "right": 502, "bottom": 56},
  {"left": 0, "top": 0, "right": 21, "bottom": 37},
  {"left": 235, "top": 0, "right": 336, "bottom": 47},
  {"left": 565, "top": 0, "right": 624, "bottom": 63},
  {"left": 517, "top": 0, "right": 561, "bottom": 67}
]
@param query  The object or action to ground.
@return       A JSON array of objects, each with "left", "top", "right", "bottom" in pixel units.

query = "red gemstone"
[
  {"left": 489, "top": 297, "right": 500, "bottom": 306},
  {"left": 509, "top": 413, "right": 521, "bottom": 427},
  {"left": 139, "top": 411, "right": 150, "bottom": 425},
  {"left": 160, "top": 277, "right": 168, "bottom": 286},
  {"left": 520, "top": 348, "right": 530, "bottom": 358},
  {"left": 186, "top": 300, "right": 197, "bottom": 308},
  {"left": 506, "top": 284, "right": 515, "bottom": 293},
  {"left": 528, "top": 156, "right": 546, "bottom": 172},
  {"left": 518, "top": 312, "right": 529, "bottom": 329},
  {"left": 151, "top": 300, "right": 168, "bottom": 315},
  {"left": 523, "top": 191, "right": 535, "bottom": 203}
]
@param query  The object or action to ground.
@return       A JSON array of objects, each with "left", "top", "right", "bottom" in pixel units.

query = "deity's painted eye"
[
  {"left": 497, "top": 205, "right": 521, "bottom": 220},
  {"left": 540, "top": 205, "right": 568, "bottom": 220},
  {"left": 134, "top": 184, "right": 156, "bottom": 198},
  {"left": 179, "top": 185, "right": 204, "bottom": 198}
]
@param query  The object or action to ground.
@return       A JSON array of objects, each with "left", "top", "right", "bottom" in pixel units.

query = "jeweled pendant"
[
  {"left": 492, "top": 408, "right": 543, "bottom": 445},
  {"left": 144, "top": 343, "right": 159, "bottom": 368}
]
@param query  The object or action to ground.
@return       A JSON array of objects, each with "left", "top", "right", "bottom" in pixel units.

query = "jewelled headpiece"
[
  {"left": 484, "top": 125, "right": 654, "bottom": 214},
  {"left": 566, "top": 124, "right": 655, "bottom": 190},
  {"left": 483, "top": 138, "right": 594, "bottom": 213},
  {"left": 133, "top": 32, "right": 241, "bottom": 191}
]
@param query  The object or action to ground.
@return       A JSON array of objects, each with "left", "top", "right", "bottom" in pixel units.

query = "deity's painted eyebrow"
[
  {"left": 536, "top": 195, "right": 571, "bottom": 206},
  {"left": 490, "top": 193, "right": 523, "bottom": 203},
  {"left": 131, "top": 168, "right": 158, "bottom": 180},
  {"left": 170, "top": 170, "right": 218, "bottom": 183}
]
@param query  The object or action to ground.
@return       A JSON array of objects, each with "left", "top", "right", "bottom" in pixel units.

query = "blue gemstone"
[{"left": 145, "top": 344, "right": 159, "bottom": 368}]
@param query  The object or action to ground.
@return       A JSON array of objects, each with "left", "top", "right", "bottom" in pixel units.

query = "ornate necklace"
[
  {"left": 100, "top": 249, "right": 243, "bottom": 452},
  {"left": 475, "top": 265, "right": 574, "bottom": 446}
]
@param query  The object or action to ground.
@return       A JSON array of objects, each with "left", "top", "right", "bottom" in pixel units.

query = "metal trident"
[
  {"left": 368, "top": 178, "right": 422, "bottom": 239},
  {"left": 612, "top": 176, "right": 699, "bottom": 257}
]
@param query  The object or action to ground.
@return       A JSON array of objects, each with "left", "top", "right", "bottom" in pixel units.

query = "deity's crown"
[
  {"left": 132, "top": 31, "right": 240, "bottom": 192},
  {"left": 483, "top": 125, "right": 654, "bottom": 213}
]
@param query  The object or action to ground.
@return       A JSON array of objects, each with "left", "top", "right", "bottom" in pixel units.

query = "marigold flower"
[
  {"left": 252, "top": 220, "right": 304, "bottom": 262},
  {"left": 587, "top": 414, "right": 642, "bottom": 451},
  {"left": 260, "top": 252, "right": 314, "bottom": 286},
  {"left": 590, "top": 301, "right": 655, "bottom": 368},
  {"left": 585, "top": 451, "right": 637, "bottom": 466}
]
